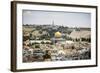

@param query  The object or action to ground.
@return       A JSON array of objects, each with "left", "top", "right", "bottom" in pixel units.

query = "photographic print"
[
  {"left": 22, "top": 10, "right": 91, "bottom": 62},
  {"left": 11, "top": 1, "right": 97, "bottom": 72}
]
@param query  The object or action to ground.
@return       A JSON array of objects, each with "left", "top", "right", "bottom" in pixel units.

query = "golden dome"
[{"left": 55, "top": 31, "right": 62, "bottom": 38}]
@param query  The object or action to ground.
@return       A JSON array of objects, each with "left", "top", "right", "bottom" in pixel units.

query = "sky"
[{"left": 22, "top": 10, "right": 91, "bottom": 28}]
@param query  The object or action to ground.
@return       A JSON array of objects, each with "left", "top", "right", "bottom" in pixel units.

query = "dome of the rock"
[{"left": 55, "top": 31, "right": 62, "bottom": 38}]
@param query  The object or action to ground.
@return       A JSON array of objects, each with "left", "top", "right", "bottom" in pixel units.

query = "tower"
[{"left": 52, "top": 20, "right": 54, "bottom": 26}]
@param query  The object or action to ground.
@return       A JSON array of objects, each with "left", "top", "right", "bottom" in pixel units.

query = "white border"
[{"left": 17, "top": 4, "right": 96, "bottom": 69}]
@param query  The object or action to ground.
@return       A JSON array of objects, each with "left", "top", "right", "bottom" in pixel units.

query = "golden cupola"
[{"left": 55, "top": 31, "right": 62, "bottom": 38}]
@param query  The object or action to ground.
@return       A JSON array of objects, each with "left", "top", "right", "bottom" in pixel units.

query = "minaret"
[
  {"left": 52, "top": 20, "right": 54, "bottom": 26},
  {"left": 61, "top": 24, "right": 63, "bottom": 33}
]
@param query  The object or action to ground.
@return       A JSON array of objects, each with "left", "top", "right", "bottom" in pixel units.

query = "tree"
[
  {"left": 41, "top": 41, "right": 45, "bottom": 44},
  {"left": 23, "top": 36, "right": 29, "bottom": 41},
  {"left": 35, "top": 44, "right": 40, "bottom": 48}
]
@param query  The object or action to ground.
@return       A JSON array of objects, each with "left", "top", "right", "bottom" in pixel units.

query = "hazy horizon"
[{"left": 23, "top": 10, "right": 91, "bottom": 28}]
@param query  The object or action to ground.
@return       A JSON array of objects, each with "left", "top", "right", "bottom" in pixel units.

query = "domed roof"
[{"left": 55, "top": 31, "right": 62, "bottom": 38}]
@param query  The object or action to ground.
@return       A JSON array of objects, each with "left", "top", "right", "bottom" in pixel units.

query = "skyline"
[{"left": 23, "top": 10, "right": 91, "bottom": 28}]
